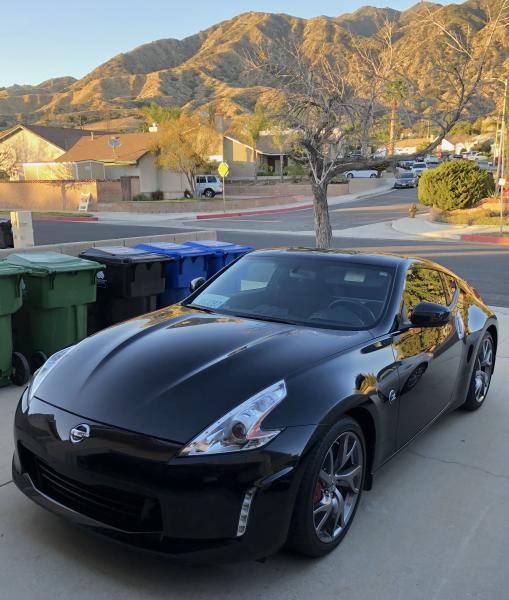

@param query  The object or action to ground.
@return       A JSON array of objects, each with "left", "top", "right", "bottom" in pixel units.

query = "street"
[{"left": 32, "top": 188, "right": 509, "bottom": 307}]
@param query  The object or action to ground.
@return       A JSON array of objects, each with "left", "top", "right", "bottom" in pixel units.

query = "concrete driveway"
[{"left": 1, "top": 308, "right": 509, "bottom": 600}]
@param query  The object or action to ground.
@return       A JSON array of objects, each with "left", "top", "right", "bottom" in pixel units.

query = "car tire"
[
  {"left": 204, "top": 189, "right": 215, "bottom": 198},
  {"left": 346, "top": 173, "right": 354, "bottom": 178},
  {"left": 287, "top": 416, "right": 366, "bottom": 558},
  {"left": 461, "top": 332, "right": 495, "bottom": 412},
  {"left": 370, "top": 173, "right": 377, "bottom": 178},
  {"left": 11, "top": 352, "right": 31, "bottom": 386}
]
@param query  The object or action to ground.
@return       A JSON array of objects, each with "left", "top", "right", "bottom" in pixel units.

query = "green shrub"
[
  {"left": 418, "top": 160, "right": 495, "bottom": 210},
  {"left": 151, "top": 190, "right": 164, "bottom": 200},
  {"left": 132, "top": 193, "right": 151, "bottom": 201}
]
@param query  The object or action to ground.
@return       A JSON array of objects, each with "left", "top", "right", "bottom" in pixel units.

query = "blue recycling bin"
[
  {"left": 184, "top": 240, "right": 254, "bottom": 277},
  {"left": 135, "top": 242, "right": 209, "bottom": 306}
]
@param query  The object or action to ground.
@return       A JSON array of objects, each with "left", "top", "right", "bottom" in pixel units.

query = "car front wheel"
[
  {"left": 203, "top": 188, "right": 215, "bottom": 198},
  {"left": 287, "top": 417, "right": 365, "bottom": 557}
]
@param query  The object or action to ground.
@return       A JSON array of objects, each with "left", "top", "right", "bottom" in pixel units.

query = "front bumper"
[{"left": 13, "top": 393, "right": 315, "bottom": 562}]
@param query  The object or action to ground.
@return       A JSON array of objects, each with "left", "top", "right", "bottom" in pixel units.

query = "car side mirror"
[
  {"left": 189, "top": 277, "right": 206, "bottom": 293},
  {"left": 410, "top": 301, "right": 451, "bottom": 328}
]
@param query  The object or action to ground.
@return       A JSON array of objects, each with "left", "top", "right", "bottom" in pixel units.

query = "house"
[
  {"left": 0, "top": 124, "right": 110, "bottom": 178},
  {"left": 22, "top": 132, "right": 185, "bottom": 199},
  {"left": 214, "top": 132, "right": 291, "bottom": 178},
  {"left": 393, "top": 137, "right": 431, "bottom": 155},
  {"left": 441, "top": 134, "right": 494, "bottom": 155}
]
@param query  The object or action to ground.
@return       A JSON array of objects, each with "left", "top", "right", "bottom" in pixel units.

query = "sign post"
[{"left": 218, "top": 161, "right": 229, "bottom": 213}]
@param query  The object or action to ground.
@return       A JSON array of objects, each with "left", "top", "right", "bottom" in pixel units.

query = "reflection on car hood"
[{"left": 35, "top": 305, "right": 370, "bottom": 443}]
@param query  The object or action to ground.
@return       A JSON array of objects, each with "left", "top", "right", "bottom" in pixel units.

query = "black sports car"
[{"left": 13, "top": 249, "right": 497, "bottom": 562}]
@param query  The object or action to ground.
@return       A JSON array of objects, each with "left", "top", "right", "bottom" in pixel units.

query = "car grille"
[{"left": 20, "top": 445, "right": 163, "bottom": 532}]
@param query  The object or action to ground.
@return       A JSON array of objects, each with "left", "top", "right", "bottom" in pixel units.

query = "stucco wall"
[
  {"left": 0, "top": 180, "right": 100, "bottom": 210},
  {"left": 1, "top": 129, "right": 64, "bottom": 176}
]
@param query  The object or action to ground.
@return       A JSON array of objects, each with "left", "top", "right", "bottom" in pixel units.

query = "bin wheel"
[
  {"left": 11, "top": 352, "right": 31, "bottom": 386},
  {"left": 30, "top": 350, "right": 48, "bottom": 373}
]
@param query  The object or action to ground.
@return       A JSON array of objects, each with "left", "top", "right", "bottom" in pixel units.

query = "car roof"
[{"left": 248, "top": 248, "right": 455, "bottom": 273}]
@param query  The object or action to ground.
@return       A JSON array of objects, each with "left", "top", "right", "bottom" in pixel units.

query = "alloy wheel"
[
  {"left": 313, "top": 431, "right": 363, "bottom": 543},
  {"left": 474, "top": 337, "right": 493, "bottom": 403}
]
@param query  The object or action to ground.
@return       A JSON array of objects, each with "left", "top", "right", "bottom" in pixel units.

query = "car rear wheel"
[
  {"left": 369, "top": 173, "right": 377, "bottom": 178},
  {"left": 461, "top": 332, "right": 494, "bottom": 411},
  {"left": 346, "top": 173, "right": 354, "bottom": 178},
  {"left": 287, "top": 417, "right": 365, "bottom": 557}
]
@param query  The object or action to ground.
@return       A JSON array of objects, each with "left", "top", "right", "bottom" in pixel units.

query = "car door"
[
  {"left": 393, "top": 266, "right": 463, "bottom": 447},
  {"left": 196, "top": 176, "right": 206, "bottom": 193}
]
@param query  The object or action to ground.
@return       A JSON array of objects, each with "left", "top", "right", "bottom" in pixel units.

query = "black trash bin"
[
  {"left": 0, "top": 219, "right": 14, "bottom": 249},
  {"left": 79, "top": 246, "right": 172, "bottom": 331}
]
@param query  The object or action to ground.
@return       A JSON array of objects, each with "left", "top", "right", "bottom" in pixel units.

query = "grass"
[{"left": 432, "top": 208, "right": 509, "bottom": 227}]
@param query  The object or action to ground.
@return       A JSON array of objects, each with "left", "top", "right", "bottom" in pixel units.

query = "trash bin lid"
[
  {"left": 80, "top": 246, "right": 172, "bottom": 265},
  {"left": 6, "top": 251, "right": 103, "bottom": 276},
  {"left": 0, "top": 261, "right": 25, "bottom": 278},
  {"left": 135, "top": 242, "right": 209, "bottom": 258},
  {"left": 184, "top": 240, "right": 253, "bottom": 255}
]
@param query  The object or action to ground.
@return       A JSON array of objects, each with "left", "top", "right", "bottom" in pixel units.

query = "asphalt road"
[
  {"left": 31, "top": 187, "right": 509, "bottom": 307},
  {"left": 2, "top": 309, "right": 509, "bottom": 599},
  {"left": 186, "top": 187, "right": 419, "bottom": 232},
  {"left": 33, "top": 221, "right": 182, "bottom": 245}
]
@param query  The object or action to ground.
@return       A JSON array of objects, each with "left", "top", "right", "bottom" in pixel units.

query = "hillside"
[{"left": 0, "top": 0, "right": 507, "bottom": 129}]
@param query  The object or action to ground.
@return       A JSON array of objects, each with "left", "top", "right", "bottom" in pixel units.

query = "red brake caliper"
[{"left": 314, "top": 481, "right": 323, "bottom": 504}]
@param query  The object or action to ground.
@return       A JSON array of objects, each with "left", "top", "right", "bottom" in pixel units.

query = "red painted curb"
[
  {"left": 33, "top": 215, "right": 98, "bottom": 222},
  {"left": 196, "top": 203, "right": 314, "bottom": 220},
  {"left": 460, "top": 234, "right": 509, "bottom": 244}
]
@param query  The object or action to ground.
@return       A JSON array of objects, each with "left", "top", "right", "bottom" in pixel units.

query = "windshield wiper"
[
  {"left": 234, "top": 312, "right": 300, "bottom": 326},
  {"left": 186, "top": 304, "right": 215, "bottom": 314}
]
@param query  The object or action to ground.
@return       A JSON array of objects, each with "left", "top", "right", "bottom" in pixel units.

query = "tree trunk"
[
  {"left": 253, "top": 146, "right": 258, "bottom": 182},
  {"left": 312, "top": 182, "right": 332, "bottom": 248},
  {"left": 388, "top": 99, "right": 397, "bottom": 156},
  {"left": 280, "top": 153, "right": 284, "bottom": 183}
]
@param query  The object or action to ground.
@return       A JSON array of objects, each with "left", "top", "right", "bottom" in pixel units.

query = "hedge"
[{"left": 418, "top": 160, "right": 495, "bottom": 211}]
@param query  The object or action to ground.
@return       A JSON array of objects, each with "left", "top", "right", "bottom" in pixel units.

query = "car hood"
[{"left": 35, "top": 306, "right": 371, "bottom": 443}]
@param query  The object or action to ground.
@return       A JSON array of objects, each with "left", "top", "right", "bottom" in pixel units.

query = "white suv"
[{"left": 196, "top": 175, "right": 223, "bottom": 198}]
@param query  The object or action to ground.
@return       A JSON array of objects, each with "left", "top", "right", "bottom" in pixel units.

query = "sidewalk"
[
  {"left": 97, "top": 180, "right": 395, "bottom": 226},
  {"left": 392, "top": 214, "right": 509, "bottom": 243}
]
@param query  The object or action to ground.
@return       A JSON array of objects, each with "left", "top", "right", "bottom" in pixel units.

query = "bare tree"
[{"left": 248, "top": 1, "right": 509, "bottom": 247}]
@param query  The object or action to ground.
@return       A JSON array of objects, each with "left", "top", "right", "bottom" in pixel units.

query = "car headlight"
[
  {"left": 26, "top": 346, "right": 75, "bottom": 406},
  {"left": 179, "top": 380, "right": 287, "bottom": 456}
]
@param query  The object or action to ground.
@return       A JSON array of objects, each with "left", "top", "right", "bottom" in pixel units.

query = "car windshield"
[
  {"left": 399, "top": 172, "right": 414, "bottom": 178},
  {"left": 187, "top": 254, "right": 395, "bottom": 330},
  {"left": 413, "top": 163, "right": 426, "bottom": 168}
]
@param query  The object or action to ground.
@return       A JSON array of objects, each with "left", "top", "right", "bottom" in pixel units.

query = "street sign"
[
  {"left": 218, "top": 162, "right": 229, "bottom": 178},
  {"left": 498, "top": 178, "right": 506, "bottom": 186}
]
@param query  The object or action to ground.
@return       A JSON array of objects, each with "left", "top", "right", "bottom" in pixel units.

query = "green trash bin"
[
  {"left": 0, "top": 262, "right": 30, "bottom": 387},
  {"left": 6, "top": 252, "right": 104, "bottom": 371}
]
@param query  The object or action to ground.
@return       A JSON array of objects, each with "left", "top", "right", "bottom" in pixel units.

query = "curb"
[
  {"left": 196, "top": 203, "right": 314, "bottom": 220},
  {"left": 33, "top": 215, "right": 99, "bottom": 222},
  {"left": 195, "top": 184, "right": 394, "bottom": 220},
  {"left": 460, "top": 234, "right": 509, "bottom": 244}
]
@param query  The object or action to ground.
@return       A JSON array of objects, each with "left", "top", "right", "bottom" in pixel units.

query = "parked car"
[
  {"left": 411, "top": 161, "right": 428, "bottom": 176},
  {"left": 344, "top": 169, "right": 378, "bottom": 178},
  {"left": 394, "top": 171, "right": 418, "bottom": 188},
  {"left": 397, "top": 160, "right": 414, "bottom": 170},
  {"left": 425, "top": 156, "right": 440, "bottom": 167},
  {"left": 13, "top": 249, "right": 497, "bottom": 562},
  {"left": 196, "top": 175, "right": 223, "bottom": 198}
]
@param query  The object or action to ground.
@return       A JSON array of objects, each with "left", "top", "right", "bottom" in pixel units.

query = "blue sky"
[{"left": 1, "top": 0, "right": 463, "bottom": 87}]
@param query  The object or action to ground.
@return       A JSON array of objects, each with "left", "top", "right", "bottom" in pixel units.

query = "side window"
[
  {"left": 403, "top": 267, "right": 448, "bottom": 315},
  {"left": 207, "top": 176, "right": 217, "bottom": 183},
  {"left": 197, "top": 176, "right": 206, "bottom": 184},
  {"left": 441, "top": 273, "right": 458, "bottom": 306}
]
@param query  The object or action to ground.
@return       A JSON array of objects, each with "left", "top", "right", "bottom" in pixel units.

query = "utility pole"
[
  {"left": 388, "top": 98, "right": 397, "bottom": 156},
  {"left": 499, "top": 78, "right": 507, "bottom": 234}
]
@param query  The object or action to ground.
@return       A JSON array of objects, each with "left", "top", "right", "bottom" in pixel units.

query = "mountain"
[{"left": 0, "top": 0, "right": 507, "bottom": 130}]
